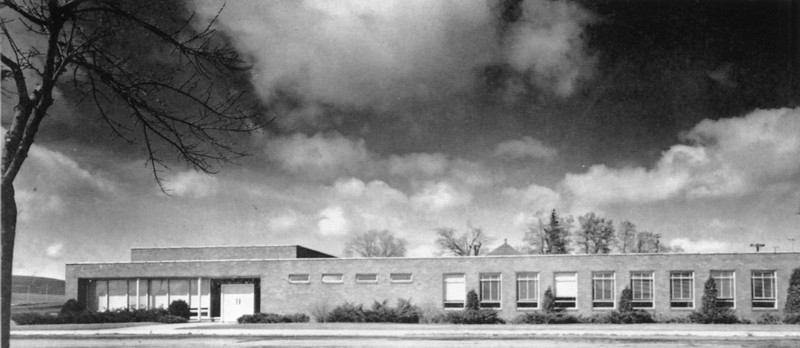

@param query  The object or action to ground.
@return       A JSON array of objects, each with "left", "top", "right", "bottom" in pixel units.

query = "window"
[
  {"left": 592, "top": 272, "right": 615, "bottom": 309},
  {"left": 321, "top": 273, "right": 343, "bottom": 284},
  {"left": 516, "top": 272, "right": 539, "bottom": 309},
  {"left": 443, "top": 274, "right": 466, "bottom": 309},
  {"left": 752, "top": 271, "right": 777, "bottom": 308},
  {"left": 480, "top": 273, "right": 502, "bottom": 308},
  {"left": 554, "top": 272, "right": 577, "bottom": 308},
  {"left": 711, "top": 271, "right": 735, "bottom": 308},
  {"left": 631, "top": 271, "right": 654, "bottom": 308},
  {"left": 150, "top": 279, "right": 169, "bottom": 309},
  {"left": 355, "top": 273, "right": 378, "bottom": 283},
  {"left": 288, "top": 274, "right": 310, "bottom": 284},
  {"left": 390, "top": 273, "right": 413, "bottom": 283},
  {"left": 108, "top": 280, "right": 128, "bottom": 310},
  {"left": 670, "top": 271, "right": 694, "bottom": 308}
]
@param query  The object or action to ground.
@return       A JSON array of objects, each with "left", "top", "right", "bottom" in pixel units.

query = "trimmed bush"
[
  {"left": 586, "top": 310, "right": 654, "bottom": 324},
  {"left": 157, "top": 315, "right": 188, "bottom": 324},
  {"left": 756, "top": 313, "right": 783, "bottom": 325},
  {"left": 542, "top": 287, "right": 556, "bottom": 313},
  {"left": 785, "top": 267, "right": 800, "bottom": 314},
  {"left": 326, "top": 299, "right": 422, "bottom": 323},
  {"left": 238, "top": 313, "right": 309, "bottom": 324},
  {"left": 12, "top": 300, "right": 187, "bottom": 325},
  {"left": 445, "top": 309, "right": 505, "bottom": 324},
  {"left": 783, "top": 313, "right": 800, "bottom": 324},
  {"left": 168, "top": 300, "right": 191, "bottom": 319},
  {"left": 326, "top": 302, "right": 366, "bottom": 322},
  {"left": 512, "top": 311, "right": 580, "bottom": 324},
  {"left": 60, "top": 298, "right": 85, "bottom": 315}
]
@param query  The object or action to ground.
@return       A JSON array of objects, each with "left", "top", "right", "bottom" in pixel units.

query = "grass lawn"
[
  {"left": 11, "top": 322, "right": 159, "bottom": 331},
  {"left": 193, "top": 322, "right": 800, "bottom": 332}
]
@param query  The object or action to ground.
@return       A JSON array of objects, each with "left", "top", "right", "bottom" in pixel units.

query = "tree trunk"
[{"left": 0, "top": 181, "right": 17, "bottom": 348}]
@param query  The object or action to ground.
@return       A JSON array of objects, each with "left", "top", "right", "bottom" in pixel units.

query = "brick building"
[{"left": 65, "top": 244, "right": 798, "bottom": 322}]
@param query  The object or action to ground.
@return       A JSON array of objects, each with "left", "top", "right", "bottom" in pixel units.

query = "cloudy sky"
[{"left": 4, "top": 0, "right": 799, "bottom": 279}]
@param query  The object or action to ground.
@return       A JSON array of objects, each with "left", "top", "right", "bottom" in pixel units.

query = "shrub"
[
  {"left": 11, "top": 313, "right": 63, "bottom": 325},
  {"left": 393, "top": 298, "right": 422, "bottom": 323},
  {"left": 586, "top": 310, "right": 654, "bottom": 324},
  {"left": 783, "top": 313, "right": 800, "bottom": 325},
  {"left": 168, "top": 300, "right": 191, "bottom": 319},
  {"left": 618, "top": 287, "right": 633, "bottom": 313},
  {"left": 542, "top": 287, "right": 556, "bottom": 313},
  {"left": 365, "top": 300, "right": 396, "bottom": 323},
  {"left": 60, "top": 298, "right": 86, "bottom": 316},
  {"left": 757, "top": 313, "right": 783, "bottom": 325},
  {"left": 326, "top": 302, "right": 366, "bottom": 322},
  {"left": 418, "top": 303, "right": 448, "bottom": 324},
  {"left": 785, "top": 267, "right": 800, "bottom": 314},
  {"left": 238, "top": 313, "right": 309, "bottom": 324},
  {"left": 445, "top": 309, "right": 504, "bottom": 324},
  {"left": 512, "top": 311, "right": 580, "bottom": 324},
  {"left": 465, "top": 290, "right": 480, "bottom": 311},
  {"left": 309, "top": 301, "right": 331, "bottom": 323},
  {"left": 157, "top": 315, "right": 188, "bottom": 324}
]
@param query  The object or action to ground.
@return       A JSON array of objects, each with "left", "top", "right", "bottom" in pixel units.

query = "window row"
[
  {"left": 86, "top": 278, "right": 211, "bottom": 318},
  {"left": 288, "top": 273, "right": 413, "bottom": 284},
  {"left": 441, "top": 271, "right": 777, "bottom": 310}
]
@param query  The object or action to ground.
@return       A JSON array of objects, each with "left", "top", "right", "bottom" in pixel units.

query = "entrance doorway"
[{"left": 220, "top": 284, "right": 254, "bottom": 322}]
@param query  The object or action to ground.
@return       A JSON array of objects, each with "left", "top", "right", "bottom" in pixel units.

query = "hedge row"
[
  {"left": 325, "top": 298, "right": 422, "bottom": 323},
  {"left": 12, "top": 299, "right": 189, "bottom": 325},
  {"left": 238, "top": 313, "right": 309, "bottom": 324}
]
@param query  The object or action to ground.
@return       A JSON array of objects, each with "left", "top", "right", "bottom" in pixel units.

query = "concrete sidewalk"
[{"left": 11, "top": 322, "right": 800, "bottom": 339}]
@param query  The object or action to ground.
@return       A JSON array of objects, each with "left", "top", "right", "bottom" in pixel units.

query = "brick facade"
[{"left": 66, "top": 248, "right": 799, "bottom": 321}]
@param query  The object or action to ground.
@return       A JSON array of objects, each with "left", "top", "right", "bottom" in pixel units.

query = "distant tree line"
[
  {"left": 343, "top": 209, "right": 683, "bottom": 257},
  {"left": 522, "top": 209, "right": 683, "bottom": 255}
]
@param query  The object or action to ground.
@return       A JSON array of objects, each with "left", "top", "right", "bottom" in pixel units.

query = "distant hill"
[{"left": 12, "top": 275, "right": 65, "bottom": 295}]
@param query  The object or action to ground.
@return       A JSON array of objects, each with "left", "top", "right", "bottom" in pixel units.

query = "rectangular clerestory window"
[
  {"left": 321, "top": 274, "right": 344, "bottom": 284},
  {"left": 355, "top": 273, "right": 378, "bottom": 283},
  {"left": 390, "top": 273, "right": 413, "bottom": 283}
]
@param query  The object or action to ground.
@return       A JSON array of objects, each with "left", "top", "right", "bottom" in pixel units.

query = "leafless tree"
[
  {"left": 435, "top": 225, "right": 492, "bottom": 256},
  {"left": 577, "top": 212, "right": 615, "bottom": 254},
  {"left": 343, "top": 230, "right": 407, "bottom": 257},
  {"left": 615, "top": 220, "right": 637, "bottom": 253},
  {"left": 522, "top": 210, "right": 547, "bottom": 254},
  {"left": 0, "top": 1, "right": 266, "bottom": 344}
]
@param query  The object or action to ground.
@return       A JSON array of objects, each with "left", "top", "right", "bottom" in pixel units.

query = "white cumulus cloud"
[
  {"left": 164, "top": 171, "right": 219, "bottom": 198},
  {"left": 669, "top": 238, "right": 731, "bottom": 253},
  {"left": 46, "top": 243, "right": 64, "bottom": 258},
  {"left": 266, "top": 132, "right": 371, "bottom": 178},
  {"left": 410, "top": 181, "right": 472, "bottom": 211},
  {"left": 563, "top": 107, "right": 800, "bottom": 210},
  {"left": 318, "top": 206, "right": 350, "bottom": 236}
]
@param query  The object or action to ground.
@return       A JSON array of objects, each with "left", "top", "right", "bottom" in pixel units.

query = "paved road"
[{"left": 12, "top": 336, "right": 800, "bottom": 348}]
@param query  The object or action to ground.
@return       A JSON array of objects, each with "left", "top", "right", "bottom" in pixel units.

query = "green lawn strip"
[
  {"left": 188, "top": 323, "right": 800, "bottom": 332},
  {"left": 11, "top": 322, "right": 159, "bottom": 331}
]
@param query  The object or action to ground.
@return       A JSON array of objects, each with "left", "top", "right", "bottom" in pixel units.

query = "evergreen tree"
[
  {"left": 544, "top": 210, "right": 569, "bottom": 254},
  {"left": 785, "top": 267, "right": 800, "bottom": 314},
  {"left": 619, "top": 286, "right": 633, "bottom": 313},
  {"left": 466, "top": 290, "right": 480, "bottom": 311},
  {"left": 542, "top": 287, "right": 556, "bottom": 313},
  {"left": 701, "top": 277, "right": 719, "bottom": 316}
]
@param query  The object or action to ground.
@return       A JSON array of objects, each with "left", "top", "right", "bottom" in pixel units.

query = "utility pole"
[{"left": 750, "top": 243, "right": 765, "bottom": 252}]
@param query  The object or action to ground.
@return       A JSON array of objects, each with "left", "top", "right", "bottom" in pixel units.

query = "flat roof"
[{"left": 66, "top": 251, "right": 800, "bottom": 266}]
